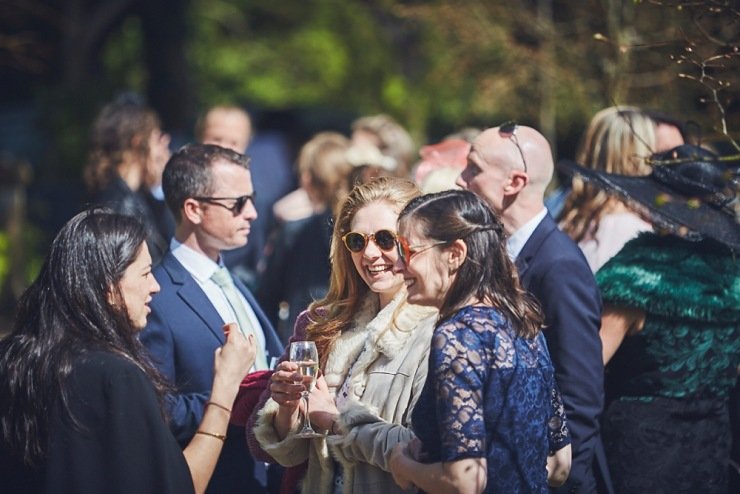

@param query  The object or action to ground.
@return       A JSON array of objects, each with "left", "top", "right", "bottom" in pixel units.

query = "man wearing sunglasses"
[
  {"left": 458, "top": 125, "right": 611, "bottom": 494},
  {"left": 140, "top": 143, "right": 283, "bottom": 494}
]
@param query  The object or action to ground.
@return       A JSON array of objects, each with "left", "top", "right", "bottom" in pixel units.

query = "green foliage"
[
  {"left": 190, "top": 0, "right": 387, "bottom": 111},
  {"left": 101, "top": 16, "right": 147, "bottom": 91},
  {"left": 0, "top": 232, "right": 8, "bottom": 286}
]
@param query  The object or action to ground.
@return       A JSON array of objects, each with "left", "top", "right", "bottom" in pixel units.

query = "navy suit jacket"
[
  {"left": 515, "top": 214, "right": 609, "bottom": 494},
  {"left": 140, "top": 251, "right": 283, "bottom": 493}
]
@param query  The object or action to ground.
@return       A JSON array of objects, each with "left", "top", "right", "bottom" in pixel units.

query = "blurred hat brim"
[{"left": 557, "top": 159, "right": 740, "bottom": 250}]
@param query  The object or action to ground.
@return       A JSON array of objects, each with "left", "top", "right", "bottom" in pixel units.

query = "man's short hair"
[{"left": 162, "top": 143, "right": 250, "bottom": 221}]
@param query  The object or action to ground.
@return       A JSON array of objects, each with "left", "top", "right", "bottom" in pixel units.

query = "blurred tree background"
[{"left": 0, "top": 0, "right": 738, "bottom": 323}]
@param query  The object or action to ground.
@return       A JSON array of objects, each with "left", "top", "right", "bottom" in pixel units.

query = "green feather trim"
[{"left": 596, "top": 233, "right": 740, "bottom": 323}]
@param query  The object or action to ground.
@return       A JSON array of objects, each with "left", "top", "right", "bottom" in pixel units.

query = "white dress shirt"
[{"left": 506, "top": 208, "right": 548, "bottom": 260}]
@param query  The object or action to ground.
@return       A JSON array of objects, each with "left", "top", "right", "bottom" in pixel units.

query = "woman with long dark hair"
[
  {"left": 0, "top": 209, "right": 255, "bottom": 494},
  {"left": 388, "top": 189, "right": 571, "bottom": 494}
]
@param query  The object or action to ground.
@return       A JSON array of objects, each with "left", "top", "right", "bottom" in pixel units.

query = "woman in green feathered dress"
[
  {"left": 599, "top": 233, "right": 738, "bottom": 493},
  {"left": 558, "top": 144, "right": 740, "bottom": 494}
]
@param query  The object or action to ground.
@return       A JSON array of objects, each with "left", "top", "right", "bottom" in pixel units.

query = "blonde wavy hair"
[
  {"left": 559, "top": 106, "right": 656, "bottom": 241},
  {"left": 306, "top": 176, "right": 421, "bottom": 366}
]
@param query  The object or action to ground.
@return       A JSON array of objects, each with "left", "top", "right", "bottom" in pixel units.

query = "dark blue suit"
[
  {"left": 140, "top": 251, "right": 283, "bottom": 494},
  {"left": 515, "top": 214, "right": 611, "bottom": 494}
]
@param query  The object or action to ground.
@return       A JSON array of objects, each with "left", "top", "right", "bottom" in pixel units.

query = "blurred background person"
[
  {"left": 559, "top": 144, "right": 739, "bottom": 494},
  {"left": 644, "top": 109, "right": 686, "bottom": 153},
  {"left": 546, "top": 107, "right": 685, "bottom": 220},
  {"left": 0, "top": 209, "right": 255, "bottom": 494},
  {"left": 351, "top": 114, "right": 416, "bottom": 179},
  {"left": 83, "top": 93, "right": 170, "bottom": 263},
  {"left": 558, "top": 106, "right": 659, "bottom": 272},
  {"left": 389, "top": 189, "right": 571, "bottom": 493},
  {"left": 249, "top": 177, "right": 438, "bottom": 494},
  {"left": 257, "top": 131, "right": 353, "bottom": 341},
  {"left": 196, "top": 106, "right": 253, "bottom": 153},
  {"left": 140, "top": 121, "right": 176, "bottom": 246},
  {"left": 411, "top": 138, "right": 470, "bottom": 193},
  {"left": 345, "top": 140, "right": 400, "bottom": 187}
]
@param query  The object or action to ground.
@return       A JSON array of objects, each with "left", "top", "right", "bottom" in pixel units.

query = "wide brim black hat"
[{"left": 557, "top": 145, "right": 739, "bottom": 250}]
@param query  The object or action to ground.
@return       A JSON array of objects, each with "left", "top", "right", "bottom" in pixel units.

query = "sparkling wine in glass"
[{"left": 289, "top": 341, "right": 323, "bottom": 438}]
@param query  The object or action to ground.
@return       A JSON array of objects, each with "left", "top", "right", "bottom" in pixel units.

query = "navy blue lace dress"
[{"left": 411, "top": 305, "right": 570, "bottom": 494}]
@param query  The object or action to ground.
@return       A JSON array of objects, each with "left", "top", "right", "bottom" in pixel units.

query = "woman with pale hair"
[
  {"left": 558, "top": 106, "right": 658, "bottom": 271},
  {"left": 351, "top": 114, "right": 416, "bottom": 179},
  {"left": 248, "top": 177, "right": 438, "bottom": 494}
]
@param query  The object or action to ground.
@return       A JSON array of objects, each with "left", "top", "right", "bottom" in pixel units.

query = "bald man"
[{"left": 458, "top": 125, "right": 611, "bottom": 494}]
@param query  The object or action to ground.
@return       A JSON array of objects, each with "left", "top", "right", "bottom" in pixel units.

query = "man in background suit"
[
  {"left": 195, "top": 105, "right": 294, "bottom": 291},
  {"left": 458, "top": 125, "right": 611, "bottom": 494},
  {"left": 140, "top": 143, "right": 283, "bottom": 494}
]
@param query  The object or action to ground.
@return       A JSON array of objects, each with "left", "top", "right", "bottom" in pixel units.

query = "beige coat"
[{"left": 254, "top": 290, "right": 438, "bottom": 494}]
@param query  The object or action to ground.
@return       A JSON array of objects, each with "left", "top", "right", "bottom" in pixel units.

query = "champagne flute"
[{"left": 289, "top": 341, "right": 323, "bottom": 438}]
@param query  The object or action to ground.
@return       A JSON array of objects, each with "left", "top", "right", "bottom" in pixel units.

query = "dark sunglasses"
[
  {"left": 342, "top": 229, "right": 397, "bottom": 253},
  {"left": 499, "top": 121, "right": 528, "bottom": 173},
  {"left": 396, "top": 236, "right": 449, "bottom": 266},
  {"left": 193, "top": 193, "right": 256, "bottom": 215}
]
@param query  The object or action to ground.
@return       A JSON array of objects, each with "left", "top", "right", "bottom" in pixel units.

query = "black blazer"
[
  {"left": 1, "top": 352, "right": 193, "bottom": 494},
  {"left": 515, "top": 213, "right": 609, "bottom": 494}
]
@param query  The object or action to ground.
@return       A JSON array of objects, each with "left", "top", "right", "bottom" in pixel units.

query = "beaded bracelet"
[
  {"left": 206, "top": 401, "right": 232, "bottom": 414},
  {"left": 196, "top": 430, "right": 226, "bottom": 442}
]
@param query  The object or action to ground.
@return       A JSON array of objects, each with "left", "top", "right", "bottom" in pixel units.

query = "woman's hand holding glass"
[
  {"left": 289, "top": 341, "right": 324, "bottom": 438},
  {"left": 270, "top": 361, "right": 306, "bottom": 409},
  {"left": 269, "top": 341, "right": 328, "bottom": 439}
]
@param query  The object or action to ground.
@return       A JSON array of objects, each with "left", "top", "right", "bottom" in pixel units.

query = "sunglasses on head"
[
  {"left": 193, "top": 193, "right": 256, "bottom": 215},
  {"left": 499, "top": 121, "right": 528, "bottom": 173},
  {"left": 396, "top": 236, "right": 449, "bottom": 266},
  {"left": 342, "top": 229, "right": 397, "bottom": 253}
]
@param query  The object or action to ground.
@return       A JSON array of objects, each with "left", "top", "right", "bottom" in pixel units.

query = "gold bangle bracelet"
[
  {"left": 206, "top": 401, "right": 232, "bottom": 414},
  {"left": 196, "top": 430, "right": 226, "bottom": 442}
]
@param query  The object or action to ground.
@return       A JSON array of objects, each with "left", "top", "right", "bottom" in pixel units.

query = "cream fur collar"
[{"left": 322, "top": 289, "right": 436, "bottom": 394}]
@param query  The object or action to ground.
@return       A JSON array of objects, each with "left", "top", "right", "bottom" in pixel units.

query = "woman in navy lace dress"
[{"left": 388, "top": 189, "right": 571, "bottom": 494}]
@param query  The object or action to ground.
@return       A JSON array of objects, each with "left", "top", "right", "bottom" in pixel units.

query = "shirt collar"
[
  {"left": 169, "top": 238, "right": 223, "bottom": 283},
  {"left": 506, "top": 208, "right": 547, "bottom": 260}
]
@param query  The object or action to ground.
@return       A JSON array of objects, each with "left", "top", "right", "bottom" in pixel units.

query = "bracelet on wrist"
[
  {"left": 206, "top": 400, "right": 232, "bottom": 414},
  {"left": 196, "top": 430, "right": 227, "bottom": 442}
]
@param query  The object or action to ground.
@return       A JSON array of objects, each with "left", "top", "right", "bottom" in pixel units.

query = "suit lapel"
[
  {"left": 161, "top": 253, "right": 226, "bottom": 344},
  {"left": 515, "top": 214, "right": 557, "bottom": 285}
]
